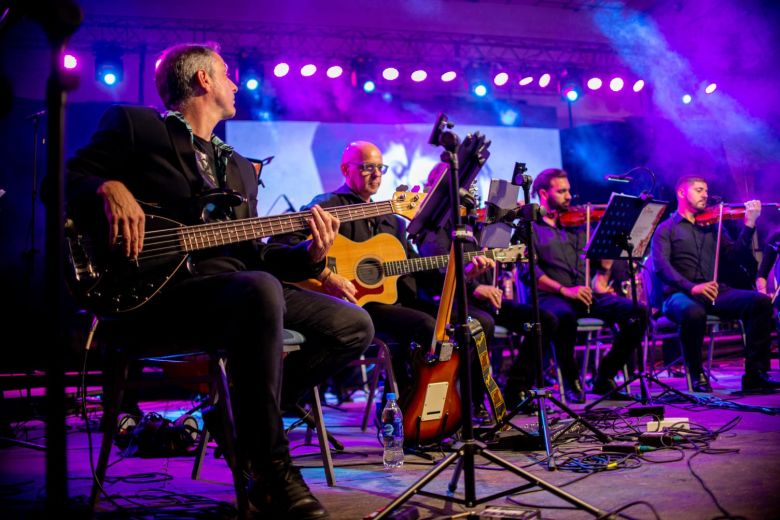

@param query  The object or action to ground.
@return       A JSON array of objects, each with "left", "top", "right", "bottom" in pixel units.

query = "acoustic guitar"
[
  {"left": 294, "top": 233, "right": 525, "bottom": 306},
  {"left": 65, "top": 189, "right": 425, "bottom": 316}
]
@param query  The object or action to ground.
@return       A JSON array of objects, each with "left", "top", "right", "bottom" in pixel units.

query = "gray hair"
[{"left": 155, "top": 43, "right": 220, "bottom": 110}]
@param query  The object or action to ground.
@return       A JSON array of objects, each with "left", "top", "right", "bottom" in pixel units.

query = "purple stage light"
[
  {"left": 566, "top": 89, "right": 579, "bottom": 102},
  {"left": 363, "top": 80, "right": 376, "bottom": 93},
  {"left": 411, "top": 70, "right": 427, "bottom": 82},
  {"left": 473, "top": 83, "right": 488, "bottom": 97},
  {"left": 632, "top": 79, "right": 645, "bottom": 92},
  {"left": 705, "top": 82, "right": 717, "bottom": 94},
  {"left": 518, "top": 76, "right": 534, "bottom": 86},
  {"left": 273, "top": 63, "right": 290, "bottom": 77},
  {"left": 326, "top": 65, "right": 343, "bottom": 78},
  {"left": 245, "top": 78, "right": 259, "bottom": 91},
  {"left": 300, "top": 64, "right": 317, "bottom": 77},
  {"left": 63, "top": 53, "right": 78, "bottom": 70},
  {"left": 609, "top": 77, "right": 624, "bottom": 92},
  {"left": 682, "top": 93, "right": 692, "bottom": 104},
  {"left": 539, "top": 73, "right": 551, "bottom": 88},
  {"left": 493, "top": 72, "right": 509, "bottom": 86},
  {"left": 441, "top": 71, "right": 457, "bottom": 82},
  {"left": 382, "top": 67, "right": 399, "bottom": 81},
  {"left": 586, "top": 77, "right": 602, "bottom": 90}
]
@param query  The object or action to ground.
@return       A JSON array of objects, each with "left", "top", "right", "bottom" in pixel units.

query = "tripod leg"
[
  {"left": 535, "top": 396, "right": 555, "bottom": 471},
  {"left": 478, "top": 447, "right": 606, "bottom": 517},
  {"left": 372, "top": 449, "right": 462, "bottom": 520},
  {"left": 448, "top": 458, "right": 463, "bottom": 493},
  {"left": 546, "top": 395, "right": 610, "bottom": 443}
]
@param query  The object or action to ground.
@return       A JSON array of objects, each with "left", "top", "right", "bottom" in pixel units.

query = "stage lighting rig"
[{"left": 94, "top": 43, "right": 123, "bottom": 86}]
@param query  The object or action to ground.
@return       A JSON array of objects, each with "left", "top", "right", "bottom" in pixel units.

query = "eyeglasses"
[{"left": 347, "top": 162, "right": 389, "bottom": 175}]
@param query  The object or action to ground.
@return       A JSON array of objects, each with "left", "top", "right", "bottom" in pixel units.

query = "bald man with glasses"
[{"left": 277, "top": 141, "right": 441, "bottom": 411}]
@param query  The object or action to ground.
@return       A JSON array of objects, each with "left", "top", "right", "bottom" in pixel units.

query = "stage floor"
[{"left": 2, "top": 356, "right": 780, "bottom": 519}]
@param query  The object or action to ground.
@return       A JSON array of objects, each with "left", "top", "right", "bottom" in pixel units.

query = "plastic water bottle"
[{"left": 381, "top": 393, "right": 404, "bottom": 469}]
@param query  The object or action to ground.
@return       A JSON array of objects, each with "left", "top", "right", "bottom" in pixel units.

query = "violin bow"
[
  {"left": 585, "top": 202, "right": 592, "bottom": 313},
  {"left": 711, "top": 202, "right": 725, "bottom": 304}
]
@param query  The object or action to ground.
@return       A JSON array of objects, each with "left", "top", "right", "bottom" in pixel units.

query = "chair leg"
[
  {"left": 311, "top": 385, "right": 336, "bottom": 487},
  {"left": 213, "top": 357, "right": 250, "bottom": 517},
  {"left": 581, "top": 332, "right": 592, "bottom": 386},
  {"left": 361, "top": 352, "right": 382, "bottom": 432},
  {"left": 91, "top": 352, "right": 129, "bottom": 508}
]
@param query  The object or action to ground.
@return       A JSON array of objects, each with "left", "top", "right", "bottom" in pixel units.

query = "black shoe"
[
  {"left": 563, "top": 380, "right": 586, "bottom": 404},
  {"left": 692, "top": 373, "right": 713, "bottom": 393},
  {"left": 742, "top": 372, "right": 780, "bottom": 393},
  {"left": 591, "top": 378, "right": 633, "bottom": 401},
  {"left": 250, "top": 458, "right": 329, "bottom": 519}
]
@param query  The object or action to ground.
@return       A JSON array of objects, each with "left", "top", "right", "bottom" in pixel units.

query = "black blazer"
[{"left": 65, "top": 104, "right": 320, "bottom": 282}]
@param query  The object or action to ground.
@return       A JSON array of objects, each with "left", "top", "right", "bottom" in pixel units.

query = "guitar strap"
[{"left": 468, "top": 318, "right": 507, "bottom": 426}]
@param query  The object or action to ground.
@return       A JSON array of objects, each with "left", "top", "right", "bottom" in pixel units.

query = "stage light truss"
[{"left": 12, "top": 16, "right": 635, "bottom": 76}]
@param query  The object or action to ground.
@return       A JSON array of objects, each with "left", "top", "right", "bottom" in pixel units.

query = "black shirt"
[
  {"left": 757, "top": 231, "right": 780, "bottom": 279},
  {"left": 530, "top": 219, "right": 588, "bottom": 287},
  {"left": 650, "top": 212, "right": 756, "bottom": 297}
]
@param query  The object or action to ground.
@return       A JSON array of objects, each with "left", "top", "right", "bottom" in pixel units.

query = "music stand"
[
  {"left": 582, "top": 193, "right": 698, "bottom": 409},
  {"left": 370, "top": 115, "right": 606, "bottom": 519},
  {"left": 472, "top": 176, "right": 610, "bottom": 471}
]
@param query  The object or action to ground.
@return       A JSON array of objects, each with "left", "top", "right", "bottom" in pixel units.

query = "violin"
[
  {"left": 695, "top": 203, "right": 780, "bottom": 226},
  {"left": 558, "top": 204, "right": 608, "bottom": 227}
]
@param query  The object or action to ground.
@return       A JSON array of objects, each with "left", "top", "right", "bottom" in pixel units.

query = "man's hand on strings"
[
  {"left": 307, "top": 205, "right": 340, "bottom": 263},
  {"left": 322, "top": 272, "right": 358, "bottom": 304},
  {"left": 97, "top": 180, "right": 145, "bottom": 258},
  {"left": 465, "top": 255, "right": 495, "bottom": 280}
]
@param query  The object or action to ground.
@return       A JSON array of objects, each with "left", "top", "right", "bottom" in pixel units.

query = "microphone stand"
[
  {"left": 475, "top": 173, "right": 610, "bottom": 471},
  {"left": 370, "top": 116, "right": 606, "bottom": 519}
]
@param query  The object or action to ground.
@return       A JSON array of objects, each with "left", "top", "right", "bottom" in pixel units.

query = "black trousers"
[
  {"left": 363, "top": 301, "right": 437, "bottom": 401},
  {"left": 538, "top": 292, "right": 647, "bottom": 385},
  {"left": 662, "top": 286, "right": 772, "bottom": 376},
  {"left": 124, "top": 271, "right": 373, "bottom": 468}
]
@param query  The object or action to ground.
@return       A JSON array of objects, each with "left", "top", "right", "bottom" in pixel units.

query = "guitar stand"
[{"left": 369, "top": 117, "right": 605, "bottom": 519}]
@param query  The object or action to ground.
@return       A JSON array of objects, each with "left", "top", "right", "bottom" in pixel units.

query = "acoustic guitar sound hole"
[{"left": 356, "top": 258, "right": 383, "bottom": 285}]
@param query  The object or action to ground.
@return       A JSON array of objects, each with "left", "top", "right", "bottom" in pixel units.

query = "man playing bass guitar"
[{"left": 63, "top": 42, "right": 375, "bottom": 519}]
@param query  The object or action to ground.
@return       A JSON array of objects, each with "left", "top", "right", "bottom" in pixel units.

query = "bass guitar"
[
  {"left": 294, "top": 233, "right": 525, "bottom": 306},
  {"left": 65, "top": 189, "right": 425, "bottom": 316}
]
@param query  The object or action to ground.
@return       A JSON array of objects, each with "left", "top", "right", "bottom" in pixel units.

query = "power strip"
[{"left": 646, "top": 417, "right": 690, "bottom": 432}]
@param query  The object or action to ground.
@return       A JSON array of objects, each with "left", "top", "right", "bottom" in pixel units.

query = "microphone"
[
  {"left": 282, "top": 194, "right": 296, "bottom": 213},
  {"left": 605, "top": 174, "right": 633, "bottom": 183},
  {"left": 25, "top": 109, "right": 46, "bottom": 120}
]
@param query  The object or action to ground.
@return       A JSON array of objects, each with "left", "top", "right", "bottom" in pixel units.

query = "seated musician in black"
[
  {"left": 64, "top": 43, "right": 374, "bottom": 519},
  {"left": 530, "top": 168, "right": 647, "bottom": 400},
  {"left": 650, "top": 175, "right": 778, "bottom": 392},
  {"left": 276, "top": 141, "right": 433, "bottom": 404},
  {"left": 414, "top": 163, "right": 561, "bottom": 408},
  {"left": 275, "top": 141, "right": 493, "bottom": 410}
]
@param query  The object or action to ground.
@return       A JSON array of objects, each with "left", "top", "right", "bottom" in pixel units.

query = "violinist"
[
  {"left": 649, "top": 175, "right": 778, "bottom": 393},
  {"left": 529, "top": 168, "right": 647, "bottom": 402}
]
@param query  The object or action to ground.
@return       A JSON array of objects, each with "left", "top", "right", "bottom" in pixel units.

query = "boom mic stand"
[
  {"left": 476, "top": 168, "right": 610, "bottom": 471},
  {"left": 369, "top": 116, "right": 606, "bottom": 519}
]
